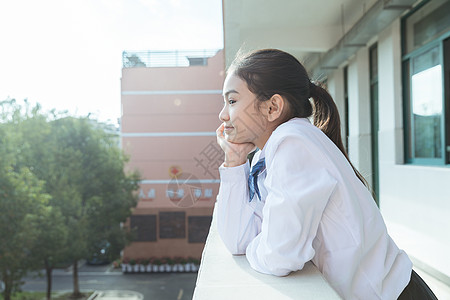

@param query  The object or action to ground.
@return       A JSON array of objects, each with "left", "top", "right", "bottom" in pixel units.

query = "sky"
[{"left": 0, "top": 0, "right": 224, "bottom": 125}]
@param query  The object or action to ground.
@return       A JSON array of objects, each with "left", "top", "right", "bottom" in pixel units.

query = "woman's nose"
[{"left": 219, "top": 105, "right": 229, "bottom": 122}]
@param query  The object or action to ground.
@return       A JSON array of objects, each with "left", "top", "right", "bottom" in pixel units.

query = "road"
[{"left": 22, "top": 262, "right": 198, "bottom": 300}]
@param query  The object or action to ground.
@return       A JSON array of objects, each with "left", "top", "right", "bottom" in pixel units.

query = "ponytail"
[
  {"left": 309, "top": 82, "right": 341, "bottom": 146},
  {"left": 309, "top": 82, "right": 368, "bottom": 186}
]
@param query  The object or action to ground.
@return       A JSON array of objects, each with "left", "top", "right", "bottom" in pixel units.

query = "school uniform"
[{"left": 216, "top": 118, "right": 414, "bottom": 299}]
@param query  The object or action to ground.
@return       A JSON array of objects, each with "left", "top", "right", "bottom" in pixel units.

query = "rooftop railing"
[{"left": 122, "top": 49, "right": 221, "bottom": 68}]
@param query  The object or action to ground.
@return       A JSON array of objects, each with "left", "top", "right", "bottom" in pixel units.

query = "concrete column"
[
  {"left": 347, "top": 47, "right": 372, "bottom": 181},
  {"left": 378, "top": 18, "right": 403, "bottom": 165}
]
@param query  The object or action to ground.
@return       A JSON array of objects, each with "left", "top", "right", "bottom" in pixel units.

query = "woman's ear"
[{"left": 265, "top": 94, "right": 285, "bottom": 122}]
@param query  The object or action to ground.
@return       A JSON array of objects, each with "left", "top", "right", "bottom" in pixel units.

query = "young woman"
[{"left": 215, "top": 49, "right": 437, "bottom": 300}]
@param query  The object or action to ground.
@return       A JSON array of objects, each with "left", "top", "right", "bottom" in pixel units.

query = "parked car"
[{"left": 86, "top": 241, "right": 111, "bottom": 265}]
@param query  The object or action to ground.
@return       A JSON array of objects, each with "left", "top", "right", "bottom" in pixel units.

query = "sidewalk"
[
  {"left": 22, "top": 261, "right": 198, "bottom": 300},
  {"left": 51, "top": 260, "right": 123, "bottom": 276}
]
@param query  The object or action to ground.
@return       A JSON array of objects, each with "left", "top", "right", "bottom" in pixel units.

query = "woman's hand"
[{"left": 216, "top": 123, "right": 256, "bottom": 167}]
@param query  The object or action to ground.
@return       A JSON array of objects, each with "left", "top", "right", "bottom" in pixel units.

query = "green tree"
[
  {"left": 0, "top": 126, "right": 50, "bottom": 300},
  {"left": 31, "top": 206, "right": 68, "bottom": 300},
  {"left": 0, "top": 99, "right": 70, "bottom": 300},
  {"left": 47, "top": 117, "right": 139, "bottom": 297},
  {"left": 1, "top": 100, "right": 139, "bottom": 298}
]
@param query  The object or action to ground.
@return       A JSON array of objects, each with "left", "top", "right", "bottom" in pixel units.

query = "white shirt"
[{"left": 217, "top": 118, "right": 412, "bottom": 300}]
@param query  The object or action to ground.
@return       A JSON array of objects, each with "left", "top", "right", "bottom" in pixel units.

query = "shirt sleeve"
[
  {"left": 246, "top": 136, "right": 338, "bottom": 276},
  {"left": 216, "top": 161, "right": 263, "bottom": 255}
]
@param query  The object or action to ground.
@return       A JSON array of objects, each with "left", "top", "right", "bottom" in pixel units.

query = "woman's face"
[{"left": 219, "top": 73, "right": 268, "bottom": 146}]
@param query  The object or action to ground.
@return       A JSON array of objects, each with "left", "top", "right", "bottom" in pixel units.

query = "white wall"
[
  {"left": 324, "top": 16, "right": 450, "bottom": 282},
  {"left": 377, "top": 19, "right": 450, "bottom": 281}
]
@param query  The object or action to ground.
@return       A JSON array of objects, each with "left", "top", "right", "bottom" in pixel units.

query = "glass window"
[
  {"left": 369, "top": 45, "right": 379, "bottom": 202},
  {"left": 403, "top": 1, "right": 450, "bottom": 164},
  {"left": 404, "top": 0, "right": 450, "bottom": 54},
  {"left": 344, "top": 66, "right": 349, "bottom": 153},
  {"left": 188, "top": 216, "right": 212, "bottom": 243},
  {"left": 159, "top": 212, "right": 186, "bottom": 239},
  {"left": 411, "top": 46, "right": 443, "bottom": 159},
  {"left": 130, "top": 215, "right": 157, "bottom": 242}
]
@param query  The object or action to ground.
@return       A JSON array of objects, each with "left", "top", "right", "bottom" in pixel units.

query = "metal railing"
[{"left": 122, "top": 49, "right": 221, "bottom": 68}]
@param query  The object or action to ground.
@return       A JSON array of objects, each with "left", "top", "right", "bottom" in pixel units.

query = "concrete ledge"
[
  {"left": 385, "top": 220, "right": 450, "bottom": 285},
  {"left": 193, "top": 204, "right": 341, "bottom": 300}
]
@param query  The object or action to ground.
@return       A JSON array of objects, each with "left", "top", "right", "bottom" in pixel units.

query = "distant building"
[{"left": 120, "top": 49, "right": 224, "bottom": 260}]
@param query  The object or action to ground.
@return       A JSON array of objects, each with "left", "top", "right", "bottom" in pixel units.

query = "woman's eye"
[{"left": 228, "top": 99, "right": 236, "bottom": 105}]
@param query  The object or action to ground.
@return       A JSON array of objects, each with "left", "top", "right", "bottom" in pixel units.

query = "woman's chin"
[
  {"left": 225, "top": 134, "right": 247, "bottom": 144},
  {"left": 224, "top": 133, "right": 235, "bottom": 142}
]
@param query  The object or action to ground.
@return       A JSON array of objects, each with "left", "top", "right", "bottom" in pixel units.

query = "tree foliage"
[
  {"left": 0, "top": 124, "right": 50, "bottom": 300},
  {"left": 48, "top": 116, "right": 140, "bottom": 296},
  {"left": 0, "top": 99, "right": 139, "bottom": 299}
]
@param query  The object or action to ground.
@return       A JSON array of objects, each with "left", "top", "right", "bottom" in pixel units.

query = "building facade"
[
  {"left": 223, "top": 0, "right": 450, "bottom": 285},
  {"left": 120, "top": 50, "right": 225, "bottom": 260}
]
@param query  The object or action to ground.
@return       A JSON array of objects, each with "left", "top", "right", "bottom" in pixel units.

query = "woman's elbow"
[
  {"left": 247, "top": 251, "right": 305, "bottom": 277},
  {"left": 255, "top": 261, "right": 295, "bottom": 277},
  {"left": 222, "top": 239, "right": 246, "bottom": 255},
  {"left": 217, "top": 232, "right": 246, "bottom": 255}
]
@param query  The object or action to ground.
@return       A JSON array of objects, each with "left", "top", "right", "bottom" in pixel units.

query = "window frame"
[
  {"left": 402, "top": 6, "right": 450, "bottom": 165},
  {"left": 369, "top": 44, "right": 379, "bottom": 203}
]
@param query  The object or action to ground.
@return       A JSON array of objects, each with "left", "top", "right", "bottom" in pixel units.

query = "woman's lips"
[{"left": 224, "top": 126, "right": 234, "bottom": 133}]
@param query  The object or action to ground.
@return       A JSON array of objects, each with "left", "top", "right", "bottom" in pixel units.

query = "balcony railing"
[
  {"left": 122, "top": 49, "right": 221, "bottom": 68},
  {"left": 193, "top": 204, "right": 342, "bottom": 299}
]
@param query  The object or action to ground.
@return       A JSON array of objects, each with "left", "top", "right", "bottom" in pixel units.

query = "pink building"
[{"left": 120, "top": 50, "right": 225, "bottom": 260}]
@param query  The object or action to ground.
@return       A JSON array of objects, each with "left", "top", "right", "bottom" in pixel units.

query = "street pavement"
[{"left": 22, "top": 261, "right": 198, "bottom": 300}]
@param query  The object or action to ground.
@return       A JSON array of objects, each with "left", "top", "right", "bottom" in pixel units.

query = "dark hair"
[{"left": 229, "top": 49, "right": 367, "bottom": 186}]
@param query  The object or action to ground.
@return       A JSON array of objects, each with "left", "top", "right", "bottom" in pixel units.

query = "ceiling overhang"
[{"left": 223, "top": 0, "right": 419, "bottom": 77}]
